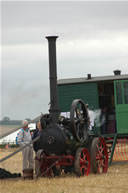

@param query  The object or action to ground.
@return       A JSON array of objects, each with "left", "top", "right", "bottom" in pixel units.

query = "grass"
[{"left": 0, "top": 148, "right": 128, "bottom": 193}]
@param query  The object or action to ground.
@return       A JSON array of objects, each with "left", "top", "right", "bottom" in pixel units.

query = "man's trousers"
[{"left": 22, "top": 146, "right": 33, "bottom": 170}]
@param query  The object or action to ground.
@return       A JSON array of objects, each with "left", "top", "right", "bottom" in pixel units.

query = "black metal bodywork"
[
  {"left": 36, "top": 36, "right": 108, "bottom": 177},
  {"left": 39, "top": 36, "right": 89, "bottom": 155}
]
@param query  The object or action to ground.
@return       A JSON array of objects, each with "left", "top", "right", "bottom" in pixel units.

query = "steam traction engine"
[{"left": 37, "top": 36, "right": 108, "bottom": 177}]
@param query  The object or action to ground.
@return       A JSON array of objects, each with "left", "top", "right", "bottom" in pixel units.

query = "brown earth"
[{"left": 0, "top": 125, "right": 20, "bottom": 136}]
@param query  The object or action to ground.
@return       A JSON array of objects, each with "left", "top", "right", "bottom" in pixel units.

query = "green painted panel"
[
  {"left": 114, "top": 80, "right": 128, "bottom": 134},
  {"left": 58, "top": 82, "right": 100, "bottom": 134},
  {"left": 58, "top": 82, "right": 99, "bottom": 111}
]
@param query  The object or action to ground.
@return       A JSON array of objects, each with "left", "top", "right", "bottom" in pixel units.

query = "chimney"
[
  {"left": 87, "top": 74, "right": 91, "bottom": 79},
  {"left": 113, "top": 69, "right": 121, "bottom": 76},
  {"left": 45, "top": 36, "right": 60, "bottom": 126}
]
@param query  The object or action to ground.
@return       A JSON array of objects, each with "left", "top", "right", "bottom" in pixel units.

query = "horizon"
[{"left": 1, "top": 1, "right": 128, "bottom": 120}]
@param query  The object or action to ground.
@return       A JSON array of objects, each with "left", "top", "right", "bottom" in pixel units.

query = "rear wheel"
[
  {"left": 90, "top": 137, "right": 108, "bottom": 174},
  {"left": 74, "top": 147, "right": 90, "bottom": 176},
  {"left": 40, "top": 160, "right": 53, "bottom": 177}
]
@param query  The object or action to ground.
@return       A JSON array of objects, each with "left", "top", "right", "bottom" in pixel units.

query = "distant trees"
[
  {"left": 2, "top": 117, "right": 31, "bottom": 122},
  {"left": 0, "top": 117, "right": 31, "bottom": 125},
  {"left": 2, "top": 117, "right": 10, "bottom": 121},
  {"left": 25, "top": 118, "right": 31, "bottom": 122}
]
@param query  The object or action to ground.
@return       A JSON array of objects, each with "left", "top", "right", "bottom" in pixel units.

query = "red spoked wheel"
[
  {"left": 40, "top": 160, "right": 53, "bottom": 177},
  {"left": 90, "top": 137, "right": 108, "bottom": 174},
  {"left": 74, "top": 148, "right": 91, "bottom": 176}
]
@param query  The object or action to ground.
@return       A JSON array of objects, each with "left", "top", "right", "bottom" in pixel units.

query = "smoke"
[
  {"left": 88, "top": 109, "right": 106, "bottom": 128},
  {"left": 61, "top": 109, "right": 106, "bottom": 128}
]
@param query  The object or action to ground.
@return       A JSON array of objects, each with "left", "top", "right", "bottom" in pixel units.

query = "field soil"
[
  {"left": 0, "top": 148, "right": 128, "bottom": 193},
  {"left": 0, "top": 125, "right": 20, "bottom": 136}
]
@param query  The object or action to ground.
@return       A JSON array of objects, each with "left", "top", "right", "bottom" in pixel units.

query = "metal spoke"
[{"left": 70, "top": 99, "right": 89, "bottom": 142}]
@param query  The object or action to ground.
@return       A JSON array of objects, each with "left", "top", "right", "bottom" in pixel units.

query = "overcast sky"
[{"left": 1, "top": 1, "right": 128, "bottom": 120}]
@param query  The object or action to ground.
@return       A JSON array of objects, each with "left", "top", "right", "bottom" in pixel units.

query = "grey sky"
[{"left": 1, "top": 1, "right": 128, "bottom": 120}]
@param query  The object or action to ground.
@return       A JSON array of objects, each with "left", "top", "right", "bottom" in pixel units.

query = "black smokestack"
[{"left": 45, "top": 36, "right": 60, "bottom": 126}]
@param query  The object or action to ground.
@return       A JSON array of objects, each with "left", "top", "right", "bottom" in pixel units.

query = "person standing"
[
  {"left": 17, "top": 120, "right": 34, "bottom": 176},
  {"left": 32, "top": 121, "right": 42, "bottom": 152},
  {"left": 32, "top": 121, "right": 43, "bottom": 177}
]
